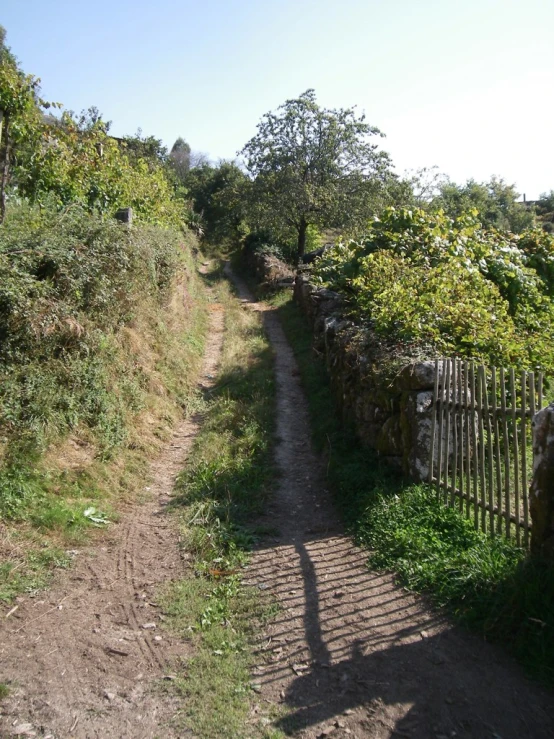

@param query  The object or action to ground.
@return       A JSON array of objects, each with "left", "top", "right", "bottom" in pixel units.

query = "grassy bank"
[
  {"left": 0, "top": 203, "right": 209, "bottom": 601},
  {"left": 161, "top": 265, "right": 283, "bottom": 738},
  {"left": 270, "top": 288, "right": 554, "bottom": 688}
]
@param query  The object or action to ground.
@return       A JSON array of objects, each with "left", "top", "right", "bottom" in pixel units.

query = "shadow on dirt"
[{"left": 247, "top": 526, "right": 554, "bottom": 739}]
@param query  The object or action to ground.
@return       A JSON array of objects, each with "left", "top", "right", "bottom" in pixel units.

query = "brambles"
[{"left": 313, "top": 207, "right": 554, "bottom": 373}]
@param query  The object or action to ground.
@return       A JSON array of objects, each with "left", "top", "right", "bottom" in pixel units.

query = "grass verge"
[
  {"left": 161, "top": 264, "right": 284, "bottom": 738},
  {"left": 270, "top": 288, "right": 554, "bottom": 688}
]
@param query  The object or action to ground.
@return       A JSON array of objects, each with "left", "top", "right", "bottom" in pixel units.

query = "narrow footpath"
[
  {"left": 229, "top": 268, "right": 554, "bottom": 739},
  {"left": 0, "top": 299, "right": 225, "bottom": 739}
]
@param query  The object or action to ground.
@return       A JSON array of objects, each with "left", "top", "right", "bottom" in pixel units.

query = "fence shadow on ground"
[{"left": 246, "top": 530, "right": 554, "bottom": 739}]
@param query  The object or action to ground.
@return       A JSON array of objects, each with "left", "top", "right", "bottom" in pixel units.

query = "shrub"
[
  {"left": 313, "top": 207, "right": 554, "bottom": 372},
  {"left": 0, "top": 201, "right": 186, "bottom": 463}
]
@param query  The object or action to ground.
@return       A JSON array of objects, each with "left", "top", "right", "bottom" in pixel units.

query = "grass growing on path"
[
  {"left": 271, "top": 289, "right": 554, "bottom": 688},
  {"left": 162, "top": 265, "right": 284, "bottom": 738}
]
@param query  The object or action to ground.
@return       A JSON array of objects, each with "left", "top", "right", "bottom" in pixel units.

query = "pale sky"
[{"left": 2, "top": 0, "right": 553, "bottom": 199}]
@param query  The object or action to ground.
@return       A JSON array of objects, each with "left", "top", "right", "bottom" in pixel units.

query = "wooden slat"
[
  {"left": 492, "top": 368, "right": 503, "bottom": 535},
  {"left": 443, "top": 359, "right": 452, "bottom": 505},
  {"left": 510, "top": 368, "right": 521, "bottom": 545},
  {"left": 458, "top": 360, "right": 465, "bottom": 511},
  {"left": 470, "top": 362, "right": 479, "bottom": 530},
  {"left": 464, "top": 361, "right": 470, "bottom": 517},
  {"left": 521, "top": 371, "right": 529, "bottom": 547},
  {"left": 538, "top": 372, "right": 544, "bottom": 410},
  {"left": 483, "top": 367, "right": 494, "bottom": 534},
  {"left": 428, "top": 359, "right": 440, "bottom": 484},
  {"left": 530, "top": 372, "right": 536, "bottom": 420},
  {"left": 451, "top": 359, "right": 458, "bottom": 508},
  {"left": 436, "top": 359, "right": 446, "bottom": 498},
  {"left": 500, "top": 368, "right": 511, "bottom": 538},
  {"left": 530, "top": 371, "right": 537, "bottom": 547},
  {"left": 477, "top": 366, "right": 487, "bottom": 533}
]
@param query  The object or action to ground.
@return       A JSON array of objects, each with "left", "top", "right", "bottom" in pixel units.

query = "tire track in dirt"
[
  {"left": 0, "top": 297, "right": 224, "bottom": 739},
  {"left": 229, "top": 268, "right": 554, "bottom": 739}
]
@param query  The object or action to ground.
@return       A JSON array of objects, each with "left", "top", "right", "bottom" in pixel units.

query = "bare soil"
[
  {"left": 0, "top": 302, "right": 224, "bottom": 739},
  {"left": 228, "top": 270, "right": 554, "bottom": 739}
]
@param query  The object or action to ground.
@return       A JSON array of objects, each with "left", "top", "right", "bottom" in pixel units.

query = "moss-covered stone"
[{"left": 377, "top": 415, "right": 403, "bottom": 456}]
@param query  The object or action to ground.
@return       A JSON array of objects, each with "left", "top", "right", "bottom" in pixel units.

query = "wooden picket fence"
[{"left": 428, "top": 358, "right": 545, "bottom": 547}]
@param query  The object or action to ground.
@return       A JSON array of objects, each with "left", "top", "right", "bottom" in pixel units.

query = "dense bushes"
[
  {"left": 0, "top": 30, "right": 209, "bottom": 586},
  {"left": 313, "top": 207, "right": 554, "bottom": 372},
  {"left": 13, "top": 112, "right": 185, "bottom": 226},
  {"left": 0, "top": 201, "right": 191, "bottom": 471}
]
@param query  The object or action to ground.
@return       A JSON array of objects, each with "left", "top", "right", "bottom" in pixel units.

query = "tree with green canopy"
[
  {"left": 431, "top": 176, "right": 535, "bottom": 233},
  {"left": 168, "top": 136, "right": 191, "bottom": 183},
  {"left": 240, "top": 90, "right": 393, "bottom": 260}
]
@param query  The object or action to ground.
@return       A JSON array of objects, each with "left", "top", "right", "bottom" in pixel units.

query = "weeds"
[{"left": 0, "top": 546, "right": 70, "bottom": 602}]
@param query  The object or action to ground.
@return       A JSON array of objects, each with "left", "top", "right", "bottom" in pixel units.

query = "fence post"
[
  {"left": 115, "top": 207, "right": 133, "bottom": 225},
  {"left": 530, "top": 403, "right": 554, "bottom": 557}
]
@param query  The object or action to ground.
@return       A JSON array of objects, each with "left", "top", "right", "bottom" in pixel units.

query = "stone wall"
[
  {"left": 294, "top": 272, "right": 439, "bottom": 480},
  {"left": 244, "top": 250, "right": 295, "bottom": 293}
]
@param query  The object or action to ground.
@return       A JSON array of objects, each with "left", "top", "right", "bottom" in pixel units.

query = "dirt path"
[
  {"left": 0, "top": 301, "right": 224, "bottom": 739},
  {"left": 229, "top": 270, "right": 554, "bottom": 739}
]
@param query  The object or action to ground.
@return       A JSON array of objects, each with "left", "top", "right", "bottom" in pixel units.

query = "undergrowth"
[
  {"left": 271, "top": 288, "right": 554, "bottom": 688},
  {"left": 161, "top": 263, "right": 283, "bottom": 738}
]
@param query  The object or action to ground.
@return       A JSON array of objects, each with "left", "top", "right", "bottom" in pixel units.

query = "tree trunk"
[
  {"left": 297, "top": 218, "right": 307, "bottom": 261},
  {"left": 0, "top": 114, "right": 10, "bottom": 225}
]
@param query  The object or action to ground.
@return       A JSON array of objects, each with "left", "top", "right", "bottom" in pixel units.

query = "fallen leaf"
[{"left": 83, "top": 507, "right": 110, "bottom": 525}]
